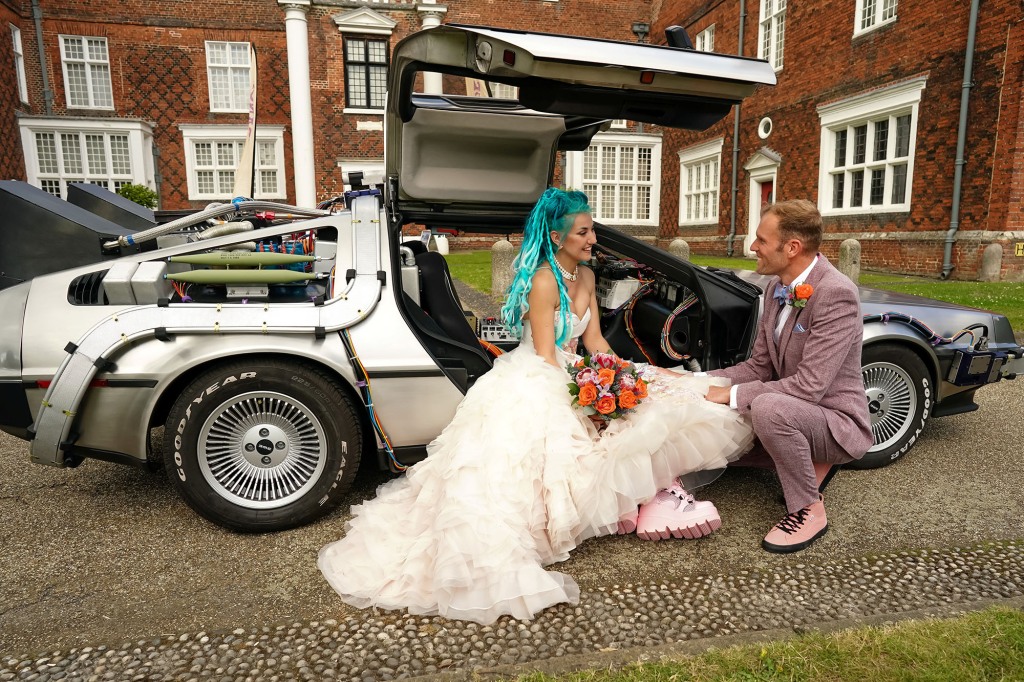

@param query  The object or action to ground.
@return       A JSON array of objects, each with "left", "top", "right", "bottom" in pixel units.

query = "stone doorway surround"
[{"left": 743, "top": 147, "right": 781, "bottom": 256}]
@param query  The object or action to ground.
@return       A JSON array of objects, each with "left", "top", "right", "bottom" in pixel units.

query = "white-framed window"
[
  {"left": 488, "top": 82, "right": 518, "bottom": 99},
  {"left": 757, "top": 0, "right": 786, "bottom": 71},
  {"left": 695, "top": 24, "right": 715, "bottom": 52},
  {"left": 817, "top": 76, "right": 926, "bottom": 215},
  {"left": 344, "top": 37, "right": 388, "bottom": 110},
  {"left": 180, "top": 125, "right": 286, "bottom": 200},
  {"left": 205, "top": 41, "right": 252, "bottom": 113},
  {"left": 18, "top": 118, "right": 155, "bottom": 198},
  {"left": 855, "top": 0, "right": 898, "bottom": 36},
  {"left": 678, "top": 137, "right": 724, "bottom": 226},
  {"left": 59, "top": 35, "right": 113, "bottom": 109},
  {"left": 609, "top": 119, "right": 628, "bottom": 129},
  {"left": 11, "top": 24, "right": 28, "bottom": 104},
  {"left": 565, "top": 133, "right": 662, "bottom": 226}
]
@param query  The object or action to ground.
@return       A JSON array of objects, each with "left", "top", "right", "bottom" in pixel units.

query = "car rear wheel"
[
  {"left": 163, "top": 358, "right": 362, "bottom": 532},
  {"left": 850, "top": 343, "right": 931, "bottom": 470}
]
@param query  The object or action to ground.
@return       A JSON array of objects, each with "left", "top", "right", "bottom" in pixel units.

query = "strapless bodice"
[{"left": 521, "top": 308, "right": 591, "bottom": 352}]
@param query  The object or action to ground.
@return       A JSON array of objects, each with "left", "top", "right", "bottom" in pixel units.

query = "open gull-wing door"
[{"left": 385, "top": 24, "right": 776, "bottom": 229}]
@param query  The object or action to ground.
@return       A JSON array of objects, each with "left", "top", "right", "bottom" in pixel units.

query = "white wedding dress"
[{"left": 318, "top": 310, "right": 754, "bottom": 624}]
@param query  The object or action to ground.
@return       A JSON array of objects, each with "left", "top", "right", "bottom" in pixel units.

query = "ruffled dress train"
[{"left": 318, "top": 312, "right": 754, "bottom": 624}]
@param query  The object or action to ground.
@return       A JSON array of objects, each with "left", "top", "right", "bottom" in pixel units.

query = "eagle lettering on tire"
[{"left": 164, "top": 359, "right": 363, "bottom": 532}]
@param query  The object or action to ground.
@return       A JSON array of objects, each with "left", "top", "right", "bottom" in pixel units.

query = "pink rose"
[
  {"left": 575, "top": 367, "right": 599, "bottom": 385},
  {"left": 617, "top": 373, "right": 636, "bottom": 390},
  {"left": 592, "top": 352, "right": 617, "bottom": 369}
]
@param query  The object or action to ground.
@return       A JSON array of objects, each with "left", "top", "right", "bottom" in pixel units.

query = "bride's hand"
[
  {"left": 587, "top": 415, "right": 608, "bottom": 433},
  {"left": 650, "top": 366, "right": 690, "bottom": 381}
]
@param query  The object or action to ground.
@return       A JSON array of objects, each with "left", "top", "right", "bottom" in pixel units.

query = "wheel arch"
[
  {"left": 862, "top": 324, "right": 941, "bottom": 389},
  {"left": 147, "top": 351, "right": 374, "bottom": 464}
]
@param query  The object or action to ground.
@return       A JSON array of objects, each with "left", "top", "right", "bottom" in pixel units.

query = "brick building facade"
[
  {"left": 655, "top": 0, "right": 1024, "bottom": 280},
  {"left": 2, "top": 0, "right": 1022, "bottom": 279}
]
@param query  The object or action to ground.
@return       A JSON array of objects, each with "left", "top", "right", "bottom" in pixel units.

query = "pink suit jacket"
[{"left": 709, "top": 255, "right": 873, "bottom": 460}]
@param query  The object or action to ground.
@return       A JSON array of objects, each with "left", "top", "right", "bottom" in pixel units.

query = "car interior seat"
[{"left": 409, "top": 251, "right": 492, "bottom": 388}]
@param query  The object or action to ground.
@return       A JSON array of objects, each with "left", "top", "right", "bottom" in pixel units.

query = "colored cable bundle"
[
  {"left": 170, "top": 280, "right": 191, "bottom": 302},
  {"left": 660, "top": 293, "right": 698, "bottom": 361},
  {"left": 622, "top": 281, "right": 657, "bottom": 364},
  {"left": 339, "top": 329, "right": 405, "bottom": 472}
]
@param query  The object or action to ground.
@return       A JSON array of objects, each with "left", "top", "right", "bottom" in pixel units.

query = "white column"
[
  {"left": 417, "top": 2, "right": 448, "bottom": 94},
  {"left": 280, "top": 1, "right": 317, "bottom": 207}
]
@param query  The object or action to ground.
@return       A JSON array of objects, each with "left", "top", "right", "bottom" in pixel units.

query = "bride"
[{"left": 318, "top": 188, "right": 754, "bottom": 624}]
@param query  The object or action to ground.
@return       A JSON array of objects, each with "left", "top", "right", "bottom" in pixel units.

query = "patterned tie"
[{"left": 773, "top": 284, "right": 789, "bottom": 305}]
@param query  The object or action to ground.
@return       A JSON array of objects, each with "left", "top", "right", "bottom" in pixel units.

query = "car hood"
[{"left": 385, "top": 24, "right": 776, "bottom": 230}]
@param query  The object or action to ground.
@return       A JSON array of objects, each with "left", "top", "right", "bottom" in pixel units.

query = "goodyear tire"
[
  {"left": 849, "top": 344, "right": 931, "bottom": 470},
  {"left": 163, "top": 358, "right": 362, "bottom": 532}
]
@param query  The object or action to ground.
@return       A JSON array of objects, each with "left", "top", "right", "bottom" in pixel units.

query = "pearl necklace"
[{"left": 553, "top": 258, "right": 579, "bottom": 282}]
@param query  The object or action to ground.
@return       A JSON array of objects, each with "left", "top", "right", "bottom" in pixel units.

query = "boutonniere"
[
  {"left": 773, "top": 282, "right": 814, "bottom": 308},
  {"left": 790, "top": 283, "right": 814, "bottom": 308}
]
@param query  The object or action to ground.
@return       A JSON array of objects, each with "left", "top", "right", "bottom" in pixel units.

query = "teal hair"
[{"left": 500, "top": 187, "right": 592, "bottom": 347}]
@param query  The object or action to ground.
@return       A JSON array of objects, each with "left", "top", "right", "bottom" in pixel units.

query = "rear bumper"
[{"left": 0, "top": 380, "right": 32, "bottom": 440}]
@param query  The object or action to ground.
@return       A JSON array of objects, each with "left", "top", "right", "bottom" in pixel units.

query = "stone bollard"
[
  {"left": 668, "top": 238, "right": 691, "bottom": 262},
  {"left": 838, "top": 238, "right": 861, "bottom": 283},
  {"left": 978, "top": 243, "right": 1003, "bottom": 282},
  {"left": 491, "top": 239, "right": 516, "bottom": 299}
]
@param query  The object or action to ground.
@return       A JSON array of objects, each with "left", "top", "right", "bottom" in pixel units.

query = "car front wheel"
[
  {"left": 850, "top": 343, "right": 931, "bottom": 470},
  {"left": 163, "top": 358, "right": 362, "bottom": 532}
]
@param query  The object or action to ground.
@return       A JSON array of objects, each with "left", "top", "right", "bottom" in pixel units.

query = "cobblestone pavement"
[{"left": 1, "top": 282, "right": 1022, "bottom": 680}]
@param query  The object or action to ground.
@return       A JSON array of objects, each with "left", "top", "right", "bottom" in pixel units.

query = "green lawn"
[
  {"left": 444, "top": 250, "right": 493, "bottom": 294},
  {"left": 517, "top": 606, "right": 1024, "bottom": 682},
  {"left": 445, "top": 251, "right": 1024, "bottom": 332}
]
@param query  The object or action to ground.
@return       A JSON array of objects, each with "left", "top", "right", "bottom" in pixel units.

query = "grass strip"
[{"left": 517, "top": 606, "right": 1024, "bottom": 682}]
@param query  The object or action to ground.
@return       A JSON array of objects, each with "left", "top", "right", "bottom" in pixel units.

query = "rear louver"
[{"left": 67, "top": 271, "right": 109, "bottom": 305}]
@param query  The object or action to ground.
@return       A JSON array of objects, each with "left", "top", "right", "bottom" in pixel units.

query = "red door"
[{"left": 761, "top": 180, "right": 774, "bottom": 207}]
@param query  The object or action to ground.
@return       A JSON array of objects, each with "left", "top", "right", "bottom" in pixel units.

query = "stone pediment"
[
  {"left": 333, "top": 7, "right": 398, "bottom": 35},
  {"left": 744, "top": 147, "right": 782, "bottom": 171}
]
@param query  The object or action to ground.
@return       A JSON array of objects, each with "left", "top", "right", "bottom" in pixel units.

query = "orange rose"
[
  {"left": 597, "top": 368, "right": 616, "bottom": 387},
  {"left": 578, "top": 383, "right": 598, "bottom": 406},
  {"left": 794, "top": 283, "right": 814, "bottom": 301},
  {"left": 595, "top": 395, "right": 616, "bottom": 415},
  {"left": 634, "top": 379, "right": 648, "bottom": 399},
  {"left": 618, "top": 390, "right": 638, "bottom": 410}
]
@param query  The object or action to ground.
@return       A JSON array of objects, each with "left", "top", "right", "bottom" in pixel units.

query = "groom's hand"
[{"left": 705, "top": 384, "right": 731, "bottom": 405}]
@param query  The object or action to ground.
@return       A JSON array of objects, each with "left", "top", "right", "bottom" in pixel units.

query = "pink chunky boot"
[
  {"left": 615, "top": 507, "right": 639, "bottom": 534},
  {"left": 635, "top": 480, "right": 721, "bottom": 541}
]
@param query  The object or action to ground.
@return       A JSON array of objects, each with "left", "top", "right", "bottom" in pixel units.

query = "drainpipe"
[
  {"left": 727, "top": 0, "right": 747, "bottom": 257},
  {"left": 941, "top": 0, "right": 980, "bottom": 279},
  {"left": 31, "top": 0, "right": 53, "bottom": 115}
]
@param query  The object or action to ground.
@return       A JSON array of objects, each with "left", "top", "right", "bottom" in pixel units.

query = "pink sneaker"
[
  {"left": 636, "top": 481, "right": 721, "bottom": 541},
  {"left": 615, "top": 507, "right": 639, "bottom": 534},
  {"left": 762, "top": 497, "right": 828, "bottom": 553}
]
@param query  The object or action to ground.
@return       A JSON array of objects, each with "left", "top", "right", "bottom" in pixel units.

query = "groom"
[{"left": 704, "top": 200, "right": 872, "bottom": 553}]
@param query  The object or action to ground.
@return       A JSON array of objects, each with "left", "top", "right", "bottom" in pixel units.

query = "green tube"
[
  {"left": 169, "top": 252, "right": 315, "bottom": 266},
  {"left": 166, "top": 270, "right": 316, "bottom": 284}
]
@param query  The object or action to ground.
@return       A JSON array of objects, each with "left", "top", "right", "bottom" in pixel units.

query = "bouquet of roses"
[{"left": 567, "top": 352, "right": 648, "bottom": 421}]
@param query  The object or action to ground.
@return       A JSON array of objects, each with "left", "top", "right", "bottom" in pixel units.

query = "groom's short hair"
[{"left": 762, "top": 200, "right": 822, "bottom": 253}]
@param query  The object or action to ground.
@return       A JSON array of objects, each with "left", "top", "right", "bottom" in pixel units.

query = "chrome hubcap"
[
  {"left": 862, "top": 362, "right": 917, "bottom": 452},
  {"left": 198, "top": 391, "right": 327, "bottom": 509}
]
